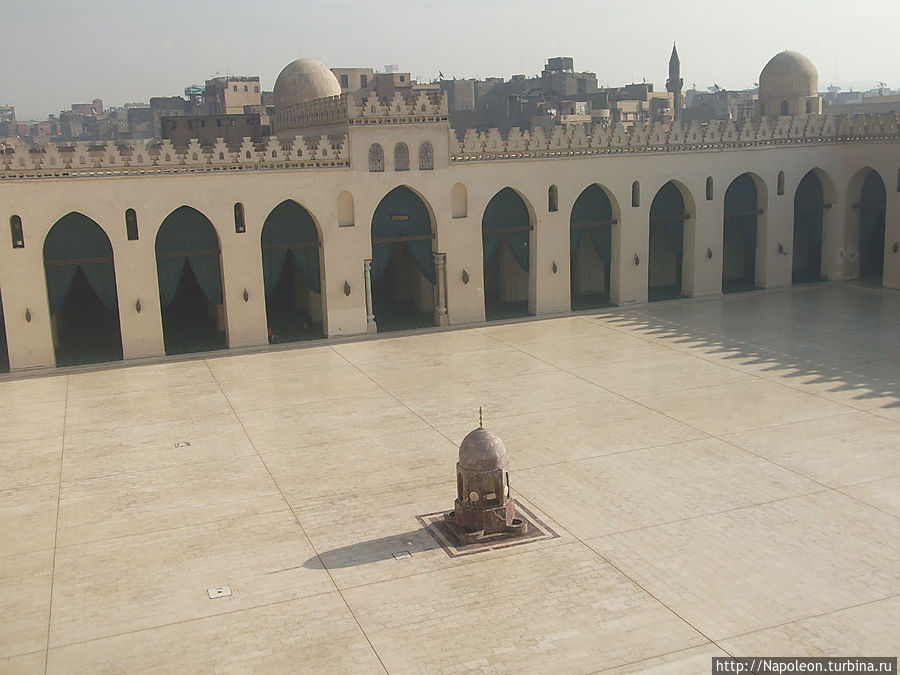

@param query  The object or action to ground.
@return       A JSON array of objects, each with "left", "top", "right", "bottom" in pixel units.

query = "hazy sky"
[{"left": 2, "top": 0, "right": 896, "bottom": 119}]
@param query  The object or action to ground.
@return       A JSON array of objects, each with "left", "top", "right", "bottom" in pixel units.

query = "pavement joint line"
[
  {"left": 710, "top": 591, "right": 900, "bottom": 645},
  {"left": 43, "top": 375, "right": 69, "bottom": 675},
  {"left": 39, "top": 587, "right": 341, "bottom": 655},
  {"left": 589, "top": 642, "right": 722, "bottom": 674},
  {"left": 201, "top": 358, "right": 391, "bottom": 674}
]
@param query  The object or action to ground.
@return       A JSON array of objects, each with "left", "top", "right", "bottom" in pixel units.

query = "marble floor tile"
[
  {"left": 56, "top": 454, "right": 285, "bottom": 546},
  {"left": 839, "top": 476, "right": 900, "bottom": 517},
  {"left": 46, "top": 592, "right": 381, "bottom": 674},
  {"left": 602, "top": 644, "right": 729, "bottom": 674},
  {"left": 0, "top": 550, "right": 53, "bottom": 659},
  {"left": 719, "top": 595, "right": 900, "bottom": 656},
  {"left": 635, "top": 379, "right": 852, "bottom": 436},
  {"left": 48, "top": 510, "right": 333, "bottom": 647},
  {"left": 0, "top": 436, "right": 63, "bottom": 491},
  {"left": 592, "top": 491, "right": 900, "bottom": 642},
  {"left": 513, "top": 437, "right": 821, "bottom": 539},
  {"left": 0, "top": 376, "right": 67, "bottom": 409},
  {"left": 722, "top": 411, "right": 900, "bottom": 487},
  {"left": 0, "top": 650, "right": 45, "bottom": 675},
  {"left": 343, "top": 542, "right": 706, "bottom": 674},
  {"left": 0, "top": 483, "right": 58, "bottom": 555}
]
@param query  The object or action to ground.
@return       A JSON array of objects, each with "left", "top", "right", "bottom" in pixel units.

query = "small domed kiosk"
[{"left": 444, "top": 416, "right": 526, "bottom": 544}]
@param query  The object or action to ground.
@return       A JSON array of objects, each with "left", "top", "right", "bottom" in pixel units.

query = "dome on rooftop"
[
  {"left": 273, "top": 58, "right": 342, "bottom": 113},
  {"left": 458, "top": 428, "right": 509, "bottom": 472},
  {"left": 759, "top": 51, "right": 818, "bottom": 99}
]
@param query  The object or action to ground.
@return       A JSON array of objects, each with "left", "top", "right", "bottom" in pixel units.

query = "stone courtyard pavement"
[{"left": 1, "top": 283, "right": 898, "bottom": 674}]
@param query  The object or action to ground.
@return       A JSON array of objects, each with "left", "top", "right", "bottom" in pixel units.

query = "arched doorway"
[
  {"left": 858, "top": 171, "right": 886, "bottom": 284},
  {"left": 792, "top": 171, "right": 825, "bottom": 284},
  {"left": 482, "top": 188, "right": 531, "bottom": 320},
  {"left": 370, "top": 186, "right": 435, "bottom": 332},
  {"left": 723, "top": 174, "right": 759, "bottom": 293},
  {"left": 155, "top": 206, "right": 225, "bottom": 355},
  {"left": 648, "top": 182, "right": 686, "bottom": 301},
  {"left": 43, "top": 212, "right": 122, "bottom": 366},
  {"left": 570, "top": 184, "right": 613, "bottom": 310},
  {"left": 261, "top": 200, "right": 324, "bottom": 342}
]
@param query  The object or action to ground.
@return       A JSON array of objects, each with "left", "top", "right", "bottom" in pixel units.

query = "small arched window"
[
  {"left": 705, "top": 176, "right": 714, "bottom": 201},
  {"left": 394, "top": 142, "right": 409, "bottom": 171},
  {"left": 780, "top": 101, "right": 789, "bottom": 116},
  {"left": 418, "top": 142, "right": 434, "bottom": 170},
  {"left": 368, "top": 143, "right": 384, "bottom": 172},
  {"left": 125, "top": 208, "right": 139, "bottom": 240},
  {"left": 777, "top": 171, "right": 785, "bottom": 196},
  {"left": 451, "top": 183, "right": 467, "bottom": 219},
  {"left": 9, "top": 215, "right": 24, "bottom": 249},
  {"left": 548, "top": 185, "right": 559, "bottom": 212},
  {"left": 234, "top": 202, "right": 246, "bottom": 233},
  {"left": 632, "top": 181, "right": 640, "bottom": 207}
]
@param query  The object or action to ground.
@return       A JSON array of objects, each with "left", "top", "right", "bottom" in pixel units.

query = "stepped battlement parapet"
[{"left": 450, "top": 113, "right": 900, "bottom": 161}]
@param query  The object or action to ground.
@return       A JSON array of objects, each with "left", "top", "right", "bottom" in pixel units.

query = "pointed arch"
[
  {"left": 261, "top": 200, "right": 325, "bottom": 341},
  {"left": 43, "top": 211, "right": 122, "bottom": 365},
  {"left": 418, "top": 142, "right": 434, "bottom": 170},
  {"left": 792, "top": 171, "right": 826, "bottom": 283},
  {"left": 649, "top": 181, "right": 692, "bottom": 300},
  {"left": 370, "top": 186, "right": 437, "bottom": 331},
  {"left": 849, "top": 168, "right": 887, "bottom": 284},
  {"left": 155, "top": 206, "right": 225, "bottom": 355},
  {"left": 570, "top": 183, "right": 619, "bottom": 309},
  {"left": 723, "top": 173, "right": 766, "bottom": 292},
  {"left": 482, "top": 187, "right": 533, "bottom": 320}
]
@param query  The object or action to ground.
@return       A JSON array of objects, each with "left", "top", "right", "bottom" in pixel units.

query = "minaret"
[{"left": 666, "top": 43, "right": 683, "bottom": 121}]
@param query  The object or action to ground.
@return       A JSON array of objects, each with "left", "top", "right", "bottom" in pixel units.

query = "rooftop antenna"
[{"left": 479, "top": 406, "right": 483, "bottom": 429}]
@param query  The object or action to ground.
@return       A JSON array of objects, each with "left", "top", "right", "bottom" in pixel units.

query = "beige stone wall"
[{"left": 0, "top": 119, "right": 897, "bottom": 371}]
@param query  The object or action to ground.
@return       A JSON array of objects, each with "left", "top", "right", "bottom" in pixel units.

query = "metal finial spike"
[{"left": 479, "top": 406, "right": 483, "bottom": 429}]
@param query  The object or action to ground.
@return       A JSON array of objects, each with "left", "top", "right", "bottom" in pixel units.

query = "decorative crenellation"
[
  {"left": 276, "top": 90, "right": 449, "bottom": 131},
  {"left": 347, "top": 90, "right": 448, "bottom": 125},
  {"left": 0, "top": 134, "right": 350, "bottom": 180},
  {"left": 450, "top": 113, "right": 900, "bottom": 160}
]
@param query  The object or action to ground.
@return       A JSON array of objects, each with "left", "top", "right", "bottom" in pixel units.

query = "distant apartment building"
[
  {"left": 0, "top": 106, "right": 16, "bottom": 138},
  {"left": 332, "top": 68, "right": 374, "bottom": 93},
  {"left": 161, "top": 112, "right": 262, "bottom": 147},
  {"left": 204, "top": 76, "right": 262, "bottom": 115},
  {"left": 683, "top": 88, "right": 756, "bottom": 123}
]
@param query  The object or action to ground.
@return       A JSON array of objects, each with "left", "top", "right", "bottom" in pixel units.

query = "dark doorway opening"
[
  {"left": 156, "top": 206, "right": 225, "bottom": 355},
  {"left": 792, "top": 172, "right": 825, "bottom": 284},
  {"left": 649, "top": 182, "right": 686, "bottom": 301},
  {"left": 570, "top": 185, "right": 613, "bottom": 310},
  {"left": 723, "top": 174, "right": 759, "bottom": 293},
  {"left": 371, "top": 186, "right": 435, "bottom": 332},
  {"left": 262, "top": 200, "right": 324, "bottom": 343},
  {"left": 483, "top": 188, "right": 531, "bottom": 320},
  {"left": 0, "top": 292, "right": 11, "bottom": 372},
  {"left": 859, "top": 171, "right": 886, "bottom": 285},
  {"left": 44, "top": 212, "right": 122, "bottom": 367}
]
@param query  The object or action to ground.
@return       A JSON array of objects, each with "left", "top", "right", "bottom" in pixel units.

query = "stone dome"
[
  {"left": 759, "top": 51, "right": 818, "bottom": 99},
  {"left": 273, "top": 58, "right": 342, "bottom": 112},
  {"left": 458, "top": 428, "right": 509, "bottom": 472}
]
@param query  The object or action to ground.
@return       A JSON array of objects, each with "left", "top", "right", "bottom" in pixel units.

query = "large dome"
[
  {"left": 759, "top": 51, "right": 818, "bottom": 99},
  {"left": 273, "top": 58, "right": 342, "bottom": 112},
  {"left": 458, "top": 428, "right": 509, "bottom": 472}
]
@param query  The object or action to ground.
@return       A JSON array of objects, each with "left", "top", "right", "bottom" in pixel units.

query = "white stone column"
[
  {"left": 611, "top": 204, "right": 650, "bottom": 305},
  {"left": 433, "top": 252, "right": 449, "bottom": 327},
  {"left": 363, "top": 259, "right": 377, "bottom": 333},
  {"left": 758, "top": 190, "right": 793, "bottom": 288}
]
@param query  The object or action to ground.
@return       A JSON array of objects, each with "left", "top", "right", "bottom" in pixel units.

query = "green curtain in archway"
[
  {"left": 482, "top": 188, "right": 530, "bottom": 271},
  {"left": 371, "top": 187, "right": 435, "bottom": 283},
  {"left": 650, "top": 182, "right": 685, "bottom": 258},
  {"left": 156, "top": 206, "right": 223, "bottom": 307},
  {"left": 859, "top": 172, "right": 886, "bottom": 276},
  {"left": 261, "top": 201, "right": 322, "bottom": 294},
  {"left": 44, "top": 212, "right": 119, "bottom": 313},
  {"left": 570, "top": 185, "right": 612, "bottom": 266},
  {"left": 724, "top": 174, "right": 759, "bottom": 260},
  {"left": 793, "top": 172, "right": 825, "bottom": 280}
]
